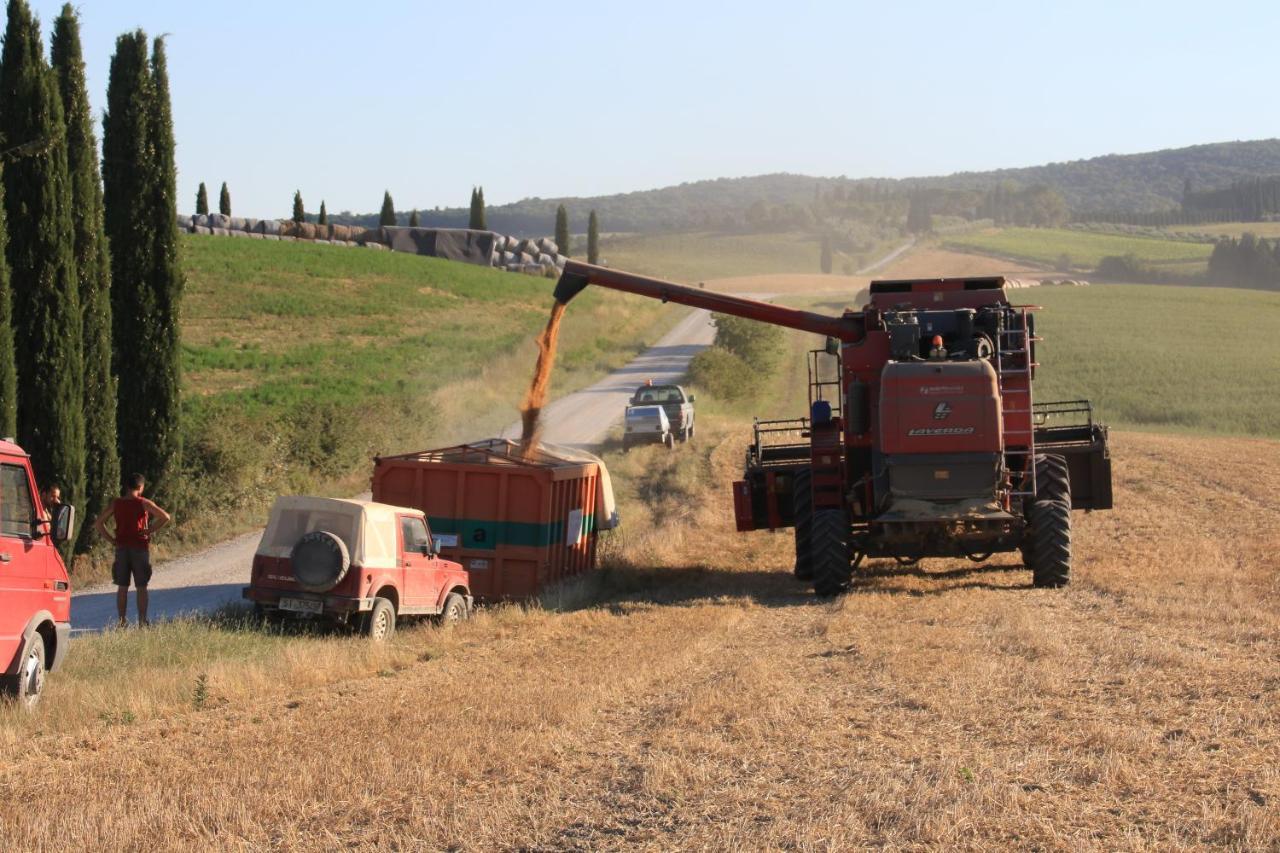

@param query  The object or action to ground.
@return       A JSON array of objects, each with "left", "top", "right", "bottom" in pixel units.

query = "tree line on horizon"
[{"left": 0, "top": 1, "right": 180, "bottom": 556}]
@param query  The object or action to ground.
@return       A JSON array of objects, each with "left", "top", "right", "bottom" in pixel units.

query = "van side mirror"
[{"left": 52, "top": 504, "right": 75, "bottom": 543}]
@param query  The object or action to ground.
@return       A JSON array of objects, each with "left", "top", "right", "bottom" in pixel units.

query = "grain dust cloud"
[{"left": 518, "top": 300, "right": 567, "bottom": 454}]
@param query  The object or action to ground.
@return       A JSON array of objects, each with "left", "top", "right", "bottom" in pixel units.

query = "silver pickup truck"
[{"left": 624, "top": 383, "right": 696, "bottom": 450}]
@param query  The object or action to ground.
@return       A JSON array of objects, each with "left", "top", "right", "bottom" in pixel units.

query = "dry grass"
[
  {"left": 2, "top": 414, "right": 1277, "bottom": 848},
  {"left": 880, "top": 246, "right": 1046, "bottom": 278},
  {"left": 701, "top": 272, "right": 871, "bottom": 296}
]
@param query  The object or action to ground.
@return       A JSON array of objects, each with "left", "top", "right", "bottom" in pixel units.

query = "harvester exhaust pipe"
[{"left": 553, "top": 260, "right": 863, "bottom": 342}]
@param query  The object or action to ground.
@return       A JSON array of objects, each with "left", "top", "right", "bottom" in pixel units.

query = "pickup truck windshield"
[{"left": 632, "top": 387, "right": 683, "bottom": 404}]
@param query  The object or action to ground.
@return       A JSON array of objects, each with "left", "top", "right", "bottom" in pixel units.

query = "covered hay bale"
[
  {"left": 255, "top": 219, "right": 281, "bottom": 235},
  {"left": 538, "top": 237, "right": 558, "bottom": 255},
  {"left": 296, "top": 222, "right": 318, "bottom": 240},
  {"left": 208, "top": 213, "right": 231, "bottom": 229},
  {"left": 314, "top": 224, "right": 333, "bottom": 241},
  {"left": 263, "top": 234, "right": 280, "bottom": 241},
  {"left": 193, "top": 225, "right": 212, "bottom": 235},
  {"left": 364, "top": 241, "right": 386, "bottom": 250},
  {"left": 329, "top": 224, "right": 352, "bottom": 241},
  {"left": 554, "top": 253, "right": 568, "bottom": 267},
  {"left": 227, "top": 217, "right": 247, "bottom": 231},
  {"left": 193, "top": 214, "right": 209, "bottom": 228},
  {"left": 278, "top": 220, "right": 299, "bottom": 237},
  {"left": 177, "top": 214, "right": 193, "bottom": 231},
  {"left": 210, "top": 227, "right": 230, "bottom": 236},
  {"left": 536, "top": 252, "right": 553, "bottom": 266},
  {"left": 243, "top": 218, "right": 260, "bottom": 232}
]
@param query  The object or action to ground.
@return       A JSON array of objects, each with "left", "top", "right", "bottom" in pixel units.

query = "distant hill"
[{"left": 335, "top": 139, "right": 1280, "bottom": 235}]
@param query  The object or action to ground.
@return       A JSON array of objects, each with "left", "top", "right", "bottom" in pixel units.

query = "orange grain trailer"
[{"left": 371, "top": 439, "right": 618, "bottom": 602}]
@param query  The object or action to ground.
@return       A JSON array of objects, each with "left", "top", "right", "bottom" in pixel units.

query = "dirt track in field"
[{"left": 6, "top": 426, "right": 1278, "bottom": 849}]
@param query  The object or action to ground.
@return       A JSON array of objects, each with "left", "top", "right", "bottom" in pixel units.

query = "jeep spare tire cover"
[{"left": 291, "top": 530, "right": 351, "bottom": 592}]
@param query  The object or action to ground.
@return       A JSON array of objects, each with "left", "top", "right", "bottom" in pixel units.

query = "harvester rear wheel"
[
  {"left": 810, "top": 509, "right": 850, "bottom": 597},
  {"left": 1029, "top": 499, "right": 1071, "bottom": 588},
  {"left": 792, "top": 468, "right": 813, "bottom": 580}
]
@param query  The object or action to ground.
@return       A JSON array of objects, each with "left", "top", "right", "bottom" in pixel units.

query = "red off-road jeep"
[
  {"left": 243, "top": 496, "right": 472, "bottom": 640},
  {"left": 0, "top": 439, "right": 75, "bottom": 707}
]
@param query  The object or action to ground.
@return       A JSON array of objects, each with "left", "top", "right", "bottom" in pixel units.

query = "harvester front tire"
[
  {"left": 792, "top": 468, "right": 814, "bottom": 580},
  {"left": 810, "top": 509, "right": 850, "bottom": 597},
  {"left": 1034, "top": 454, "right": 1071, "bottom": 506},
  {"left": 1029, "top": 500, "right": 1071, "bottom": 588}
]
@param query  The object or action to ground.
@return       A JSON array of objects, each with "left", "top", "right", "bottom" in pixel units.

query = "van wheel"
[
  {"left": 1, "top": 635, "right": 46, "bottom": 709},
  {"left": 363, "top": 597, "right": 396, "bottom": 641},
  {"left": 439, "top": 593, "right": 470, "bottom": 625}
]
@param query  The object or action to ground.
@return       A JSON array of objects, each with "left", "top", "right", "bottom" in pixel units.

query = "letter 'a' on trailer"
[{"left": 372, "top": 439, "right": 617, "bottom": 602}]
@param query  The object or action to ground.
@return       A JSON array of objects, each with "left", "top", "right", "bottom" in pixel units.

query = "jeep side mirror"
[{"left": 52, "top": 504, "right": 75, "bottom": 543}]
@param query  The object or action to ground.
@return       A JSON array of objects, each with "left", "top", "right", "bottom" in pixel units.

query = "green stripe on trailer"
[{"left": 428, "top": 514, "right": 595, "bottom": 551}]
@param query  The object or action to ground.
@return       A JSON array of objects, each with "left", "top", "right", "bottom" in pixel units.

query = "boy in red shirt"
[{"left": 93, "top": 473, "right": 172, "bottom": 627}]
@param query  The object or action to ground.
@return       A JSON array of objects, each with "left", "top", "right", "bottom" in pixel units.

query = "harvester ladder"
[{"left": 997, "top": 307, "right": 1041, "bottom": 500}]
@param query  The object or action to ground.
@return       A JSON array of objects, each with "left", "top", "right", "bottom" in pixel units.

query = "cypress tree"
[
  {"left": 139, "top": 35, "right": 182, "bottom": 499},
  {"left": 0, "top": 169, "right": 13, "bottom": 439},
  {"left": 379, "top": 190, "right": 395, "bottom": 227},
  {"left": 474, "top": 186, "right": 487, "bottom": 229},
  {"left": 587, "top": 210, "right": 599, "bottom": 264},
  {"left": 292, "top": 190, "right": 305, "bottom": 223},
  {"left": 0, "top": 0, "right": 84, "bottom": 527},
  {"left": 104, "top": 30, "right": 183, "bottom": 500},
  {"left": 218, "top": 181, "right": 230, "bottom": 216},
  {"left": 555, "top": 204, "right": 569, "bottom": 256},
  {"left": 408, "top": 209, "right": 419, "bottom": 227},
  {"left": 52, "top": 2, "right": 119, "bottom": 550},
  {"left": 195, "top": 181, "right": 208, "bottom": 215},
  {"left": 317, "top": 200, "right": 327, "bottom": 226}
]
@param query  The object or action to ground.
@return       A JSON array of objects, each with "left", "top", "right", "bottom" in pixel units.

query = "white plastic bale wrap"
[
  {"left": 538, "top": 237, "right": 558, "bottom": 255},
  {"left": 228, "top": 217, "right": 247, "bottom": 231},
  {"left": 536, "top": 442, "right": 620, "bottom": 530},
  {"left": 208, "top": 213, "right": 231, "bottom": 229},
  {"left": 554, "top": 254, "right": 567, "bottom": 268},
  {"left": 536, "top": 252, "right": 553, "bottom": 266},
  {"left": 193, "top": 225, "right": 212, "bottom": 235},
  {"left": 244, "top": 218, "right": 260, "bottom": 232},
  {"left": 193, "top": 214, "right": 209, "bottom": 228},
  {"left": 177, "top": 214, "right": 193, "bottom": 230}
]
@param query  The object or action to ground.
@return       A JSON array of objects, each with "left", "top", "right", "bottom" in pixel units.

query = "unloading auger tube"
[
  {"left": 553, "top": 259, "right": 1113, "bottom": 598},
  {"left": 554, "top": 260, "right": 862, "bottom": 341}
]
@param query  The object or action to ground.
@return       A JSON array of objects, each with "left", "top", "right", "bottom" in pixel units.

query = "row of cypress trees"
[
  {"left": 0, "top": 2, "right": 181, "bottom": 553},
  {"left": 194, "top": 181, "right": 232, "bottom": 216}
]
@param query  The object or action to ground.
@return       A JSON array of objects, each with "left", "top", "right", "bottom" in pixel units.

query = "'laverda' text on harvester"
[{"left": 554, "top": 262, "right": 1112, "bottom": 596}]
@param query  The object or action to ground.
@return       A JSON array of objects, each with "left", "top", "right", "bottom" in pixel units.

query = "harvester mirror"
[
  {"left": 430, "top": 538, "right": 443, "bottom": 556},
  {"left": 688, "top": 394, "right": 696, "bottom": 402},
  {"left": 825, "top": 336, "right": 839, "bottom": 355}
]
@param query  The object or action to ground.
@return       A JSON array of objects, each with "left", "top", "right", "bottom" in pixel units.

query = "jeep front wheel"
[
  {"left": 439, "top": 592, "right": 470, "bottom": 625},
  {"left": 363, "top": 597, "right": 396, "bottom": 642}
]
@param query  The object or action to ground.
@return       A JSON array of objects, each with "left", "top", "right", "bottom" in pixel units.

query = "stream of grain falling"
[{"left": 518, "top": 300, "right": 568, "bottom": 454}]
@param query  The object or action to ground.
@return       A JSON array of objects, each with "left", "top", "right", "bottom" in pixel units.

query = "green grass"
[
  {"left": 946, "top": 227, "right": 1213, "bottom": 271},
  {"left": 597, "top": 230, "right": 826, "bottom": 282},
  {"left": 1030, "top": 284, "right": 1280, "bottom": 437},
  {"left": 73, "top": 236, "right": 675, "bottom": 581},
  {"left": 1162, "top": 221, "right": 1280, "bottom": 240}
]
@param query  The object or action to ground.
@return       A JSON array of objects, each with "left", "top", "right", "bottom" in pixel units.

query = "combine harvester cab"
[{"left": 554, "top": 263, "right": 1112, "bottom": 596}]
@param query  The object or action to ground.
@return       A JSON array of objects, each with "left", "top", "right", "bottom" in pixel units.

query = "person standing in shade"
[{"left": 93, "top": 473, "right": 172, "bottom": 627}]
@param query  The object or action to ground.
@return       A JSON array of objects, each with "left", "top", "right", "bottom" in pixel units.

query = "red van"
[
  {"left": 0, "top": 439, "right": 74, "bottom": 707},
  {"left": 243, "top": 496, "right": 472, "bottom": 640}
]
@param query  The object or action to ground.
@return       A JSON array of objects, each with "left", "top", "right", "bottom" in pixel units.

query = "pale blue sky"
[{"left": 28, "top": 0, "right": 1280, "bottom": 218}]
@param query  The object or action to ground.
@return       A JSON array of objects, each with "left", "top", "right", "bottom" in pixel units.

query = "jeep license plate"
[{"left": 279, "top": 597, "right": 322, "bottom": 615}]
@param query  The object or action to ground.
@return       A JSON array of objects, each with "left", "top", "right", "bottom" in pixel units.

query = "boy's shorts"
[{"left": 112, "top": 547, "right": 152, "bottom": 588}]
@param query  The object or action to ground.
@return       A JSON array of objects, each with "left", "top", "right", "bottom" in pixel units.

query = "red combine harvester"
[{"left": 554, "top": 261, "right": 1112, "bottom": 596}]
